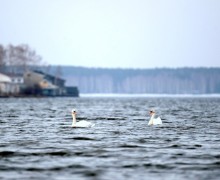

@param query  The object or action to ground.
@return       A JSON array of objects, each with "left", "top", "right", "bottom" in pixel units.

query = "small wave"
[
  {"left": 72, "top": 137, "right": 96, "bottom": 141},
  {"left": 84, "top": 170, "right": 101, "bottom": 177},
  {"left": 93, "top": 117, "right": 107, "bottom": 120},
  {"left": 138, "top": 138, "right": 147, "bottom": 143},
  {"left": 122, "top": 164, "right": 139, "bottom": 168},
  {"left": 106, "top": 117, "right": 125, "bottom": 120},
  {"left": 214, "top": 155, "right": 220, "bottom": 158},
  {"left": 0, "top": 150, "right": 73, "bottom": 157},
  {"left": 7, "top": 115, "right": 20, "bottom": 118},
  {"left": 194, "top": 144, "right": 202, "bottom": 147},
  {"left": 167, "top": 144, "right": 202, "bottom": 149},
  {"left": 143, "top": 163, "right": 174, "bottom": 169},
  {"left": 45, "top": 151, "right": 70, "bottom": 156},
  {"left": 0, "top": 151, "right": 15, "bottom": 157},
  {"left": 119, "top": 144, "right": 141, "bottom": 148},
  {"left": 0, "top": 164, "right": 88, "bottom": 171},
  {"left": 110, "top": 130, "right": 122, "bottom": 135}
]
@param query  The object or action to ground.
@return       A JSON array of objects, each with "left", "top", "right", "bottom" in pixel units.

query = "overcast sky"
[{"left": 1, "top": 0, "right": 220, "bottom": 68}]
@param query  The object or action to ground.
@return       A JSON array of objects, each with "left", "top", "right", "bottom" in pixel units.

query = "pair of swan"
[{"left": 70, "top": 108, "right": 162, "bottom": 128}]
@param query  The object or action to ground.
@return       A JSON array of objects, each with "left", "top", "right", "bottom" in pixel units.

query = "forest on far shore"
[{"left": 48, "top": 66, "right": 220, "bottom": 94}]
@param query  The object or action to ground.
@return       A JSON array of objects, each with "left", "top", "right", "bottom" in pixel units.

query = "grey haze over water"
[{"left": 0, "top": 95, "right": 220, "bottom": 179}]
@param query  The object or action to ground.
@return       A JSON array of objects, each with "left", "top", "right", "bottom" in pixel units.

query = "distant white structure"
[
  {"left": 0, "top": 73, "right": 20, "bottom": 95},
  {"left": 0, "top": 73, "right": 11, "bottom": 83},
  {"left": 10, "top": 75, "right": 24, "bottom": 84}
]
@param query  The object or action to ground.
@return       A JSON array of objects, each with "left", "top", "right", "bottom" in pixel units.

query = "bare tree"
[
  {"left": 46, "top": 64, "right": 51, "bottom": 74},
  {"left": 54, "top": 65, "right": 63, "bottom": 86},
  {"left": 4, "top": 44, "right": 42, "bottom": 70},
  {"left": 0, "top": 45, "right": 6, "bottom": 73},
  {"left": 55, "top": 65, "right": 63, "bottom": 78}
]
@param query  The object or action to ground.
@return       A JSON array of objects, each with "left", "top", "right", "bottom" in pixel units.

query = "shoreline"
[{"left": 80, "top": 93, "right": 220, "bottom": 98}]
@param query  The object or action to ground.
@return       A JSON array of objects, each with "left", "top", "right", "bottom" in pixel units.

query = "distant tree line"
[{"left": 53, "top": 66, "right": 220, "bottom": 94}]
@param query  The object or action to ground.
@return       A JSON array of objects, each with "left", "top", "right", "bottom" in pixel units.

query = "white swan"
[
  {"left": 148, "top": 109, "right": 162, "bottom": 125},
  {"left": 71, "top": 109, "right": 95, "bottom": 128}
]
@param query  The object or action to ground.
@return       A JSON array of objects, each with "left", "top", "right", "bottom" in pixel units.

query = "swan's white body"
[
  {"left": 148, "top": 111, "right": 162, "bottom": 125},
  {"left": 71, "top": 109, "right": 94, "bottom": 128}
]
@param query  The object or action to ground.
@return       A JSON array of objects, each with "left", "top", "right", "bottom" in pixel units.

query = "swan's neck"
[
  {"left": 72, "top": 114, "right": 76, "bottom": 126},
  {"left": 150, "top": 113, "right": 155, "bottom": 120}
]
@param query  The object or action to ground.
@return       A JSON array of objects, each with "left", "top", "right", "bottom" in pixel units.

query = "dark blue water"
[{"left": 0, "top": 96, "right": 220, "bottom": 180}]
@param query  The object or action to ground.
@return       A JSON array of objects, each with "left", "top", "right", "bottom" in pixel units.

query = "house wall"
[
  {"left": 11, "top": 77, "right": 24, "bottom": 84},
  {"left": 24, "top": 71, "right": 45, "bottom": 88},
  {"left": 0, "top": 82, "right": 20, "bottom": 95}
]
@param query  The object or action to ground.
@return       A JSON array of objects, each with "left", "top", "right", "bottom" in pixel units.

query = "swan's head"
[
  {"left": 149, "top": 109, "right": 155, "bottom": 115},
  {"left": 72, "top": 109, "right": 77, "bottom": 115}
]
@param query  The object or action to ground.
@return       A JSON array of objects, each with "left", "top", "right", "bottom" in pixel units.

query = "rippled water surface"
[{"left": 0, "top": 96, "right": 220, "bottom": 180}]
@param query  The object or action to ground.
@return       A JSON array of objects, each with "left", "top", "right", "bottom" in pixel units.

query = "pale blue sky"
[{"left": 1, "top": 0, "right": 220, "bottom": 68}]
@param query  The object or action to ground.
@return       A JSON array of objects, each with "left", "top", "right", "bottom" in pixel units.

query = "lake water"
[{"left": 0, "top": 96, "right": 220, "bottom": 180}]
